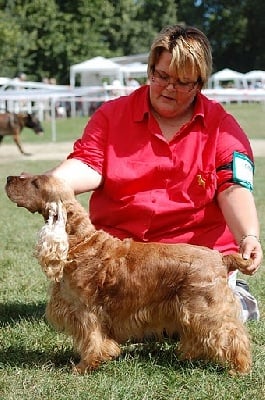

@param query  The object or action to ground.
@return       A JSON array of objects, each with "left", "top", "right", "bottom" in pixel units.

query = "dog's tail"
[{"left": 222, "top": 253, "right": 252, "bottom": 273}]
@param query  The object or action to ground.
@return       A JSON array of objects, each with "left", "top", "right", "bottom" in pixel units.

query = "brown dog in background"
[
  {"left": 5, "top": 174, "right": 252, "bottom": 375},
  {"left": 0, "top": 112, "right": 43, "bottom": 155}
]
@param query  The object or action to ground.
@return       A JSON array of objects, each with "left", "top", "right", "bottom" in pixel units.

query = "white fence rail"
[{"left": 0, "top": 86, "right": 264, "bottom": 141}]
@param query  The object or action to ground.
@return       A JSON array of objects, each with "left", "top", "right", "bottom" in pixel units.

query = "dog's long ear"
[{"left": 35, "top": 201, "right": 69, "bottom": 281}]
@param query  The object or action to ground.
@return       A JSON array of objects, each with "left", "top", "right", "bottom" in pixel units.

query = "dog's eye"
[{"left": 32, "top": 179, "right": 40, "bottom": 189}]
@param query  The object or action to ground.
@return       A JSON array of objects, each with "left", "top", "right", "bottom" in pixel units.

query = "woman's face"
[{"left": 149, "top": 50, "right": 200, "bottom": 118}]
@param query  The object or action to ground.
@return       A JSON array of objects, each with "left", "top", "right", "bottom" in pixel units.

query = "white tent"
[
  {"left": 70, "top": 56, "right": 123, "bottom": 87},
  {"left": 120, "top": 62, "right": 148, "bottom": 79},
  {"left": 208, "top": 68, "right": 248, "bottom": 89},
  {"left": 244, "top": 70, "right": 265, "bottom": 88},
  {"left": 111, "top": 53, "right": 148, "bottom": 65},
  {"left": 0, "top": 77, "right": 11, "bottom": 87}
]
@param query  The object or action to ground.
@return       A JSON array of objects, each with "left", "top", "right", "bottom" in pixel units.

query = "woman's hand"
[
  {"left": 218, "top": 185, "right": 263, "bottom": 275},
  {"left": 239, "top": 235, "right": 263, "bottom": 275}
]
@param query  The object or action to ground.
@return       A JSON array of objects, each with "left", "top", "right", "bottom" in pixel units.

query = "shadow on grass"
[
  {"left": 119, "top": 340, "right": 224, "bottom": 374},
  {"left": 0, "top": 336, "right": 224, "bottom": 375},
  {"left": 0, "top": 346, "right": 77, "bottom": 372},
  {"left": 0, "top": 301, "right": 46, "bottom": 326},
  {"left": 0, "top": 304, "right": 224, "bottom": 374}
]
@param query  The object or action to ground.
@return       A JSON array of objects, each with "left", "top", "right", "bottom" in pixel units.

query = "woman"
[{"left": 45, "top": 25, "right": 262, "bottom": 320}]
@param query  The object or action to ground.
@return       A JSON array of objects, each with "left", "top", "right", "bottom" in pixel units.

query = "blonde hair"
[{"left": 148, "top": 25, "right": 212, "bottom": 87}]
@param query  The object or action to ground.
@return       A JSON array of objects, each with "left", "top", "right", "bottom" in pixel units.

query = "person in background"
[
  {"left": 126, "top": 76, "right": 141, "bottom": 88},
  {"left": 14, "top": 72, "right": 27, "bottom": 82},
  {"left": 41, "top": 25, "right": 263, "bottom": 321}
]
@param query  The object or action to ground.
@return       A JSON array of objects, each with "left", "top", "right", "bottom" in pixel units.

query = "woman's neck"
[{"left": 152, "top": 106, "right": 194, "bottom": 141}]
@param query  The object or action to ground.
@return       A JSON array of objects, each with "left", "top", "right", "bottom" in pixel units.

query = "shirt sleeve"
[
  {"left": 67, "top": 105, "right": 108, "bottom": 175},
  {"left": 215, "top": 113, "right": 254, "bottom": 193}
]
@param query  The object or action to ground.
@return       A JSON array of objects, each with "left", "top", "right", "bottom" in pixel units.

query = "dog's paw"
[{"left": 71, "top": 360, "right": 99, "bottom": 374}]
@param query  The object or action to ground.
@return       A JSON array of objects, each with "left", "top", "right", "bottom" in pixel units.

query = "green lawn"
[
  {"left": 224, "top": 102, "right": 265, "bottom": 138},
  {"left": 0, "top": 158, "right": 265, "bottom": 399},
  {"left": 1, "top": 102, "right": 265, "bottom": 147}
]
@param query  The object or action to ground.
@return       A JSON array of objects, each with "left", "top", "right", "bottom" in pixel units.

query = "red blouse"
[{"left": 68, "top": 85, "right": 254, "bottom": 254}]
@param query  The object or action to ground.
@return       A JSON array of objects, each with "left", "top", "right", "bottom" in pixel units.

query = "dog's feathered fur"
[{"left": 5, "top": 175, "right": 252, "bottom": 374}]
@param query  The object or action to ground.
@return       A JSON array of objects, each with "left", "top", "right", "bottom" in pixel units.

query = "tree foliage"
[
  {"left": 243, "top": 0, "right": 265, "bottom": 70},
  {"left": 176, "top": 0, "right": 265, "bottom": 73},
  {"left": 0, "top": 0, "right": 264, "bottom": 83}
]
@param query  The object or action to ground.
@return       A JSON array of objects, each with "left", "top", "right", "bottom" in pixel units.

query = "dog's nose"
[{"left": 6, "top": 176, "right": 12, "bottom": 183}]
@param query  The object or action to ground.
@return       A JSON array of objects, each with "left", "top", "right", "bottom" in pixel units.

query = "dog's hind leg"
[
  {"left": 205, "top": 321, "right": 252, "bottom": 375},
  {"left": 177, "top": 313, "right": 252, "bottom": 374},
  {"left": 176, "top": 282, "right": 252, "bottom": 374}
]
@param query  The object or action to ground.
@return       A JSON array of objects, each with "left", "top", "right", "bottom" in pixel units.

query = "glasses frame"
[{"left": 151, "top": 69, "right": 199, "bottom": 93}]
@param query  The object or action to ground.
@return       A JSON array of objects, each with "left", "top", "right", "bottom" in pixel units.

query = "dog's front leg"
[
  {"left": 46, "top": 285, "right": 121, "bottom": 373},
  {"left": 73, "top": 324, "right": 121, "bottom": 374}
]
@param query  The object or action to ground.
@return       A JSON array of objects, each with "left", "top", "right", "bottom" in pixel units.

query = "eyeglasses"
[{"left": 151, "top": 70, "right": 199, "bottom": 93}]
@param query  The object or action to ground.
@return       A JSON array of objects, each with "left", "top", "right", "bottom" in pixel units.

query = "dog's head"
[
  {"left": 6, "top": 175, "right": 71, "bottom": 281},
  {"left": 5, "top": 175, "right": 75, "bottom": 219}
]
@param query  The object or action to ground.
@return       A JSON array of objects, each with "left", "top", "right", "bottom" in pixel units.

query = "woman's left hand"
[{"left": 239, "top": 235, "right": 263, "bottom": 275}]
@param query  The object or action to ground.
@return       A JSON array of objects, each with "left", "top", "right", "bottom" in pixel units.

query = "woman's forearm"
[
  {"left": 46, "top": 158, "right": 102, "bottom": 195},
  {"left": 218, "top": 185, "right": 262, "bottom": 273},
  {"left": 217, "top": 185, "right": 260, "bottom": 245}
]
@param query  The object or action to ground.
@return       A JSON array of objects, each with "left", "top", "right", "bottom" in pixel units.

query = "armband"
[{"left": 232, "top": 151, "right": 254, "bottom": 191}]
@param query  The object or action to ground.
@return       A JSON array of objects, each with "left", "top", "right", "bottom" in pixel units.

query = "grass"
[
  {"left": 1, "top": 102, "right": 265, "bottom": 146},
  {"left": 224, "top": 102, "right": 265, "bottom": 138},
  {"left": 0, "top": 157, "right": 265, "bottom": 400}
]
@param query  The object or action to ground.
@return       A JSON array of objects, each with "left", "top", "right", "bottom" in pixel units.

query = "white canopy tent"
[
  {"left": 120, "top": 62, "right": 148, "bottom": 79},
  {"left": 244, "top": 70, "right": 265, "bottom": 88},
  {"left": 208, "top": 68, "right": 248, "bottom": 89},
  {"left": 70, "top": 56, "right": 123, "bottom": 87},
  {"left": 111, "top": 53, "right": 148, "bottom": 65},
  {"left": 70, "top": 57, "right": 149, "bottom": 88},
  {"left": 0, "top": 77, "right": 11, "bottom": 88}
]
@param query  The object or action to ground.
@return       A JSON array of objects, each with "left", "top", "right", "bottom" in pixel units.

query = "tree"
[
  {"left": 0, "top": 0, "right": 264, "bottom": 84},
  {"left": 175, "top": 0, "right": 205, "bottom": 28},
  {"left": 129, "top": 0, "right": 178, "bottom": 54},
  {"left": 243, "top": 0, "right": 265, "bottom": 70},
  {"left": 176, "top": 0, "right": 265, "bottom": 72},
  {"left": 0, "top": 8, "right": 31, "bottom": 78},
  {"left": 176, "top": 0, "right": 248, "bottom": 72}
]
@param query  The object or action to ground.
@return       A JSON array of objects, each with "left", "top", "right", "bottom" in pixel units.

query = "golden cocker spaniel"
[{"left": 5, "top": 174, "right": 252, "bottom": 374}]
